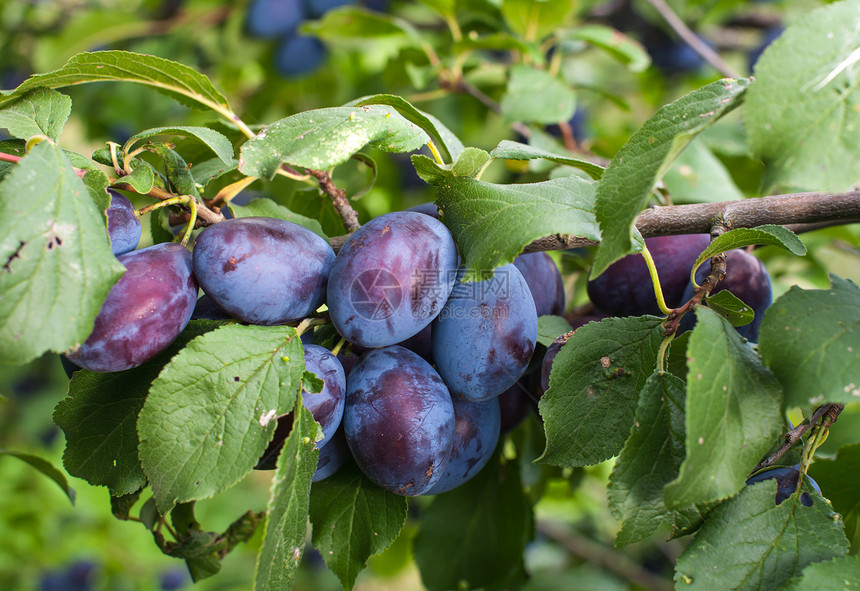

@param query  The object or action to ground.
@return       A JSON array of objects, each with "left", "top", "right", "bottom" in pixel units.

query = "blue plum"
[
  {"left": 66, "top": 243, "right": 197, "bottom": 372},
  {"left": 432, "top": 264, "right": 538, "bottom": 401},
  {"left": 497, "top": 377, "right": 537, "bottom": 433},
  {"left": 407, "top": 201, "right": 440, "bottom": 218},
  {"left": 106, "top": 190, "right": 141, "bottom": 255},
  {"left": 513, "top": 252, "right": 565, "bottom": 317},
  {"left": 313, "top": 425, "right": 350, "bottom": 482},
  {"left": 327, "top": 211, "right": 458, "bottom": 348},
  {"left": 256, "top": 343, "right": 347, "bottom": 470},
  {"left": 304, "top": 0, "right": 352, "bottom": 18},
  {"left": 679, "top": 248, "right": 772, "bottom": 341},
  {"left": 190, "top": 293, "right": 233, "bottom": 321},
  {"left": 588, "top": 234, "right": 710, "bottom": 317},
  {"left": 246, "top": 0, "right": 304, "bottom": 38},
  {"left": 343, "top": 346, "right": 455, "bottom": 496},
  {"left": 746, "top": 465, "right": 820, "bottom": 505},
  {"left": 425, "top": 397, "right": 500, "bottom": 494},
  {"left": 274, "top": 34, "right": 327, "bottom": 77},
  {"left": 193, "top": 217, "right": 335, "bottom": 325}
]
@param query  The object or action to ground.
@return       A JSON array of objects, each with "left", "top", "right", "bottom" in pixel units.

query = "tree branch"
[
  {"left": 523, "top": 191, "right": 860, "bottom": 254},
  {"left": 310, "top": 169, "right": 361, "bottom": 233},
  {"left": 536, "top": 520, "right": 675, "bottom": 591},
  {"left": 643, "top": 0, "right": 742, "bottom": 78},
  {"left": 753, "top": 403, "right": 845, "bottom": 473}
]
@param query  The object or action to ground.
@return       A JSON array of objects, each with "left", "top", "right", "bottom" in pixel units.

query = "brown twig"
[
  {"left": 644, "top": 0, "right": 742, "bottom": 78},
  {"left": 523, "top": 191, "right": 860, "bottom": 254},
  {"left": 752, "top": 403, "right": 845, "bottom": 473},
  {"left": 536, "top": 520, "right": 675, "bottom": 591},
  {"left": 310, "top": 169, "right": 361, "bottom": 232}
]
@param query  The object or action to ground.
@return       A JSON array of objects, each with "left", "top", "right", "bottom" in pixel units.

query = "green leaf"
[
  {"left": 562, "top": 25, "right": 651, "bottom": 72},
  {"left": 780, "top": 556, "right": 860, "bottom": 590},
  {"left": 662, "top": 139, "right": 744, "bottom": 204},
  {"left": 53, "top": 321, "right": 223, "bottom": 496},
  {"left": 808, "top": 444, "right": 860, "bottom": 553},
  {"left": 0, "top": 141, "right": 125, "bottom": 366},
  {"left": 190, "top": 157, "right": 239, "bottom": 188},
  {"left": 758, "top": 275, "right": 860, "bottom": 407},
  {"left": 116, "top": 164, "right": 155, "bottom": 194},
  {"left": 537, "top": 315, "right": 573, "bottom": 347},
  {"left": 609, "top": 371, "right": 698, "bottom": 547},
  {"left": 413, "top": 453, "right": 533, "bottom": 591},
  {"left": 538, "top": 316, "right": 665, "bottom": 467},
  {"left": 591, "top": 78, "right": 749, "bottom": 279},
  {"left": 746, "top": 1, "right": 860, "bottom": 193},
  {"left": 702, "top": 290, "right": 755, "bottom": 328},
  {"left": 239, "top": 105, "right": 431, "bottom": 179},
  {"left": 228, "top": 197, "right": 328, "bottom": 239},
  {"left": 146, "top": 143, "right": 201, "bottom": 198},
  {"left": 138, "top": 324, "right": 306, "bottom": 513},
  {"left": 501, "top": 0, "right": 574, "bottom": 42},
  {"left": 430, "top": 173, "right": 599, "bottom": 282},
  {"left": 309, "top": 461, "right": 407, "bottom": 590},
  {"left": 124, "top": 126, "right": 234, "bottom": 165},
  {"left": 451, "top": 147, "right": 492, "bottom": 177},
  {"left": 254, "top": 404, "right": 318, "bottom": 591},
  {"left": 664, "top": 307, "right": 783, "bottom": 509},
  {"left": 0, "top": 449, "right": 75, "bottom": 504},
  {"left": 0, "top": 50, "right": 233, "bottom": 116},
  {"left": 500, "top": 65, "right": 576, "bottom": 125},
  {"left": 691, "top": 226, "right": 806, "bottom": 281},
  {"left": 0, "top": 88, "right": 72, "bottom": 141},
  {"left": 489, "top": 139, "right": 604, "bottom": 179},
  {"left": 675, "top": 481, "right": 849, "bottom": 590},
  {"left": 349, "top": 96, "right": 463, "bottom": 163}
]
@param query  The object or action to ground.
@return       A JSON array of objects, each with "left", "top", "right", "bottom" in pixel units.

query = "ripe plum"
[
  {"left": 513, "top": 252, "right": 565, "bottom": 317},
  {"left": 193, "top": 217, "right": 335, "bottom": 326},
  {"left": 587, "top": 234, "right": 710, "bottom": 316},
  {"left": 343, "top": 346, "right": 455, "bottom": 496},
  {"left": 66, "top": 243, "right": 197, "bottom": 372},
  {"left": 313, "top": 426, "right": 350, "bottom": 482},
  {"left": 106, "top": 190, "right": 141, "bottom": 256},
  {"left": 246, "top": 0, "right": 304, "bottom": 38},
  {"left": 432, "top": 264, "right": 538, "bottom": 401},
  {"left": 327, "top": 211, "right": 458, "bottom": 348},
  {"left": 425, "top": 397, "right": 500, "bottom": 494},
  {"left": 746, "top": 465, "right": 820, "bottom": 505}
]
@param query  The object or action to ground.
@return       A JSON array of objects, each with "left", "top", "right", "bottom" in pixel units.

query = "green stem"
[
  {"left": 330, "top": 337, "right": 347, "bottom": 357},
  {"left": 641, "top": 245, "right": 672, "bottom": 315},
  {"left": 179, "top": 198, "right": 197, "bottom": 247},
  {"left": 656, "top": 334, "right": 674, "bottom": 372}
]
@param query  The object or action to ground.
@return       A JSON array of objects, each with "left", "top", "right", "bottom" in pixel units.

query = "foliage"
[{"left": 1, "top": 0, "right": 859, "bottom": 590}]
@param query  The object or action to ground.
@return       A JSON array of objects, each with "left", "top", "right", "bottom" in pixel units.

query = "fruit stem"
[
  {"left": 427, "top": 141, "right": 445, "bottom": 165},
  {"left": 656, "top": 334, "right": 674, "bottom": 372},
  {"left": 179, "top": 197, "right": 197, "bottom": 247},
  {"left": 330, "top": 337, "right": 347, "bottom": 358},
  {"left": 0, "top": 152, "right": 22, "bottom": 164},
  {"left": 640, "top": 244, "right": 672, "bottom": 316}
]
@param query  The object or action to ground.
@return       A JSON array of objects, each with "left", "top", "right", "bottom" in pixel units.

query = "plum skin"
[
  {"left": 343, "top": 346, "right": 455, "bottom": 496},
  {"left": 193, "top": 217, "right": 335, "bottom": 326},
  {"left": 588, "top": 234, "right": 710, "bottom": 317},
  {"left": 746, "top": 465, "right": 820, "bottom": 505},
  {"left": 513, "top": 252, "right": 565, "bottom": 317},
  {"left": 425, "top": 397, "right": 501, "bottom": 494},
  {"left": 65, "top": 243, "right": 197, "bottom": 372},
  {"left": 432, "top": 264, "right": 538, "bottom": 401},
  {"left": 327, "top": 211, "right": 458, "bottom": 348},
  {"left": 106, "top": 189, "right": 141, "bottom": 256}
]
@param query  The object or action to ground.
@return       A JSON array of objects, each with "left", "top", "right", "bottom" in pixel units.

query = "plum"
[
  {"left": 432, "top": 264, "right": 538, "bottom": 401},
  {"left": 425, "top": 397, "right": 500, "bottom": 494},
  {"left": 106, "top": 190, "right": 141, "bottom": 256},
  {"left": 256, "top": 344, "right": 346, "bottom": 470},
  {"left": 246, "top": 0, "right": 304, "bottom": 38},
  {"left": 679, "top": 248, "right": 772, "bottom": 341},
  {"left": 343, "top": 346, "right": 455, "bottom": 496},
  {"left": 746, "top": 465, "right": 820, "bottom": 506},
  {"left": 313, "top": 426, "right": 350, "bottom": 482},
  {"left": 193, "top": 217, "right": 335, "bottom": 326},
  {"left": 65, "top": 243, "right": 197, "bottom": 372},
  {"left": 327, "top": 211, "right": 458, "bottom": 348},
  {"left": 513, "top": 252, "right": 565, "bottom": 317},
  {"left": 274, "top": 34, "right": 327, "bottom": 78},
  {"left": 587, "top": 234, "right": 710, "bottom": 317}
]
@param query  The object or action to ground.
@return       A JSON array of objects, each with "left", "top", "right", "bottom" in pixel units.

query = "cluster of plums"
[{"left": 68, "top": 190, "right": 773, "bottom": 495}]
